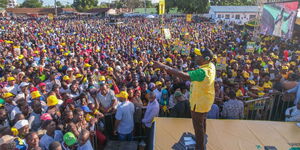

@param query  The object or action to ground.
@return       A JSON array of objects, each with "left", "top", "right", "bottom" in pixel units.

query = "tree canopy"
[
  {"left": 0, "top": 0, "right": 8, "bottom": 8},
  {"left": 72, "top": 0, "right": 98, "bottom": 11},
  {"left": 21, "top": 0, "right": 43, "bottom": 8}
]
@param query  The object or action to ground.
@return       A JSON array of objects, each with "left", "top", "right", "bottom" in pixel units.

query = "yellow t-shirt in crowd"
[{"left": 188, "top": 62, "right": 216, "bottom": 113}]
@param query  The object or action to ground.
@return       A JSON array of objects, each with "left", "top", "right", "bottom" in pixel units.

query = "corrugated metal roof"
[{"left": 210, "top": 6, "right": 259, "bottom": 13}]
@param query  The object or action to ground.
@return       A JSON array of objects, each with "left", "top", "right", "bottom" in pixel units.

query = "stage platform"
[{"left": 154, "top": 117, "right": 300, "bottom": 150}]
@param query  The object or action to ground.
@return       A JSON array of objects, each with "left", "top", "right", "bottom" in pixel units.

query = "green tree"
[
  {"left": 0, "top": 0, "right": 8, "bottom": 8},
  {"left": 21, "top": 0, "right": 43, "bottom": 8},
  {"left": 126, "top": 0, "right": 141, "bottom": 9},
  {"left": 145, "top": 0, "right": 153, "bottom": 8},
  {"left": 112, "top": 1, "right": 124, "bottom": 9},
  {"left": 165, "top": 0, "right": 176, "bottom": 13},
  {"left": 98, "top": 2, "right": 109, "bottom": 8},
  {"left": 55, "top": 1, "right": 63, "bottom": 8},
  {"left": 177, "top": 0, "right": 209, "bottom": 13},
  {"left": 73, "top": 0, "right": 98, "bottom": 11}
]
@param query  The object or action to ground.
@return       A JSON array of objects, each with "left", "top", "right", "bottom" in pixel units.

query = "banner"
[
  {"left": 216, "top": 56, "right": 227, "bottom": 70},
  {"left": 260, "top": 1, "right": 299, "bottom": 39},
  {"left": 186, "top": 14, "right": 192, "bottom": 22},
  {"left": 246, "top": 42, "right": 256, "bottom": 53},
  {"left": 48, "top": 13, "right": 54, "bottom": 20},
  {"left": 159, "top": 0, "right": 165, "bottom": 15},
  {"left": 163, "top": 28, "right": 171, "bottom": 39}
]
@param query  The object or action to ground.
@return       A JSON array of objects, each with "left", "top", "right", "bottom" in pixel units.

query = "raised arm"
[{"left": 153, "top": 61, "right": 190, "bottom": 81}]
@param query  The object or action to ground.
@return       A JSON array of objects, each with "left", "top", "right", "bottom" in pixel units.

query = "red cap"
[
  {"left": 30, "top": 87, "right": 38, "bottom": 93},
  {"left": 38, "top": 82, "right": 46, "bottom": 87}
]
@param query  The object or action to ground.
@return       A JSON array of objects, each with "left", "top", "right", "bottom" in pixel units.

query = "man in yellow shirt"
[{"left": 154, "top": 48, "right": 215, "bottom": 150}]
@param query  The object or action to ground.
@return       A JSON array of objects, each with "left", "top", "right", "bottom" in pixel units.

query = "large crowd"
[{"left": 0, "top": 16, "right": 299, "bottom": 150}]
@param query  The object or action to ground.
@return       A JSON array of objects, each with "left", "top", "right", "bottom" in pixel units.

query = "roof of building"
[
  {"left": 85, "top": 8, "right": 111, "bottom": 13},
  {"left": 210, "top": 6, "right": 259, "bottom": 13}
]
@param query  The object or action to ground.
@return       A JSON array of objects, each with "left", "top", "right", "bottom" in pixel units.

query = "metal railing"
[{"left": 243, "top": 92, "right": 295, "bottom": 121}]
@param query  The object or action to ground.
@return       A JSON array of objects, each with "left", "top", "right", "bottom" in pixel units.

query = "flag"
[
  {"left": 48, "top": 13, "right": 54, "bottom": 20},
  {"left": 186, "top": 14, "right": 192, "bottom": 22},
  {"left": 159, "top": 0, "right": 165, "bottom": 15}
]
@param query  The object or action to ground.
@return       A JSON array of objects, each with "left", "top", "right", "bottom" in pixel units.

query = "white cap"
[
  {"left": 67, "top": 68, "right": 73, "bottom": 72},
  {"left": 19, "top": 82, "right": 29, "bottom": 88},
  {"left": 116, "top": 65, "right": 121, "bottom": 71},
  {"left": 14, "top": 120, "right": 29, "bottom": 130}
]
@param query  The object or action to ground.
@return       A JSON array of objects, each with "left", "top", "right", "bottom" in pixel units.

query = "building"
[
  {"left": 6, "top": 8, "right": 77, "bottom": 17},
  {"left": 209, "top": 6, "right": 259, "bottom": 24},
  {"left": 7, "top": 0, "right": 17, "bottom": 8}
]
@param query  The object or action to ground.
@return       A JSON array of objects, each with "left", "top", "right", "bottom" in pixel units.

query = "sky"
[{"left": 16, "top": 0, "right": 159, "bottom": 6}]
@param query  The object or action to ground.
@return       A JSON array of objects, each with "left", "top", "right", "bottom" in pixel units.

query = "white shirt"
[
  {"left": 153, "top": 89, "right": 162, "bottom": 101},
  {"left": 96, "top": 90, "right": 117, "bottom": 109},
  {"left": 4, "top": 84, "right": 19, "bottom": 95},
  {"left": 10, "top": 106, "right": 21, "bottom": 121},
  {"left": 285, "top": 106, "right": 300, "bottom": 122}
]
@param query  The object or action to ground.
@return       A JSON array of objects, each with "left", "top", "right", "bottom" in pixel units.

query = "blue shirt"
[
  {"left": 77, "top": 140, "right": 93, "bottom": 150},
  {"left": 142, "top": 99, "right": 160, "bottom": 128},
  {"left": 207, "top": 104, "right": 220, "bottom": 119},
  {"left": 115, "top": 101, "right": 135, "bottom": 134}
]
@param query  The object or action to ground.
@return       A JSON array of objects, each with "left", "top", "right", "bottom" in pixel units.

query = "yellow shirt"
[{"left": 188, "top": 62, "right": 216, "bottom": 113}]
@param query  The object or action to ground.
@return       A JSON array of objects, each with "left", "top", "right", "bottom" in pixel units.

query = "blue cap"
[{"left": 81, "top": 106, "right": 92, "bottom": 113}]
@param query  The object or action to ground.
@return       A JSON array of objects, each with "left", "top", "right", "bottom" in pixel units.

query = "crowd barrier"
[
  {"left": 90, "top": 107, "right": 148, "bottom": 150},
  {"left": 243, "top": 92, "right": 295, "bottom": 121}
]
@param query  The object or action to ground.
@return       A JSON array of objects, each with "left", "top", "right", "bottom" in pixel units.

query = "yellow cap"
[
  {"left": 3, "top": 92, "right": 14, "bottom": 98},
  {"left": 84, "top": 63, "right": 91, "bottom": 68},
  {"left": 133, "top": 60, "right": 138, "bottom": 64},
  {"left": 245, "top": 60, "right": 251, "bottom": 64},
  {"left": 47, "top": 95, "right": 58, "bottom": 106},
  {"left": 149, "top": 62, "right": 154, "bottom": 65},
  {"left": 76, "top": 74, "right": 83, "bottom": 78},
  {"left": 116, "top": 91, "right": 129, "bottom": 99},
  {"left": 257, "top": 57, "right": 262, "bottom": 61},
  {"left": 230, "top": 59, "right": 237, "bottom": 64},
  {"left": 247, "top": 80, "right": 256, "bottom": 85},
  {"left": 107, "top": 67, "right": 113, "bottom": 72},
  {"left": 99, "top": 76, "right": 106, "bottom": 81},
  {"left": 282, "top": 66, "right": 288, "bottom": 70},
  {"left": 253, "top": 69, "right": 259, "bottom": 74},
  {"left": 154, "top": 68, "right": 160, "bottom": 72},
  {"left": 155, "top": 81, "right": 162, "bottom": 86},
  {"left": 194, "top": 48, "right": 202, "bottom": 56},
  {"left": 33, "top": 51, "right": 39, "bottom": 54},
  {"left": 55, "top": 60, "right": 60, "bottom": 64},
  {"left": 290, "top": 61, "right": 296, "bottom": 66},
  {"left": 31, "top": 91, "right": 41, "bottom": 99},
  {"left": 18, "top": 55, "right": 24, "bottom": 59},
  {"left": 258, "top": 92, "right": 265, "bottom": 96},
  {"left": 139, "top": 61, "right": 143, "bottom": 64},
  {"left": 165, "top": 58, "right": 172, "bottom": 63},
  {"left": 263, "top": 83, "right": 271, "bottom": 89},
  {"left": 268, "top": 61, "right": 273, "bottom": 65},
  {"left": 63, "top": 75, "right": 70, "bottom": 81},
  {"left": 7, "top": 77, "right": 15, "bottom": 81},
  {"left": 243, "top": 71, "right": 250, "bottom": 79}
]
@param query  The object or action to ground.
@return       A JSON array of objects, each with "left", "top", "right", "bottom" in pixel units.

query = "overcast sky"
[{"left": 17, "top": 0, "right": 159, "bottom": 6}]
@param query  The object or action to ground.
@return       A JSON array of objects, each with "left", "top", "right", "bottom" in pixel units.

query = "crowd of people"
[{"left": 0, "top": 16, "right": 299, "bottom": 150}]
